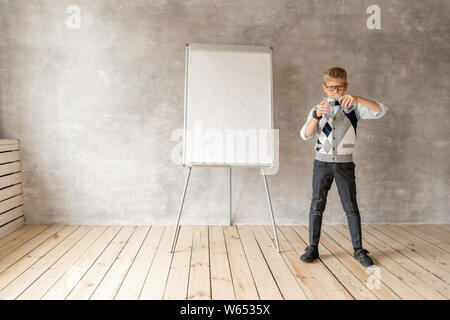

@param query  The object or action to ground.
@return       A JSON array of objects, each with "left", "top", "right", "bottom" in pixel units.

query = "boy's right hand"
[{"left": 316, "top": 100, "right": 331, "bottom": 117}]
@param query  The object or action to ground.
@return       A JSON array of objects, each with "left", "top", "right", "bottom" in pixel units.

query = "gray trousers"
[{"left": 309, "top": 159, "right": 362, "bottom": 249}]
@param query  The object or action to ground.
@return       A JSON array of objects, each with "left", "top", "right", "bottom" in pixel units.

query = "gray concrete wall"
[{"left": 0, "top": 0, "right": 448, "bottom": 225}]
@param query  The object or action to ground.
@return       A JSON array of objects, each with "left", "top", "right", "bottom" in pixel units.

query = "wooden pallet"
[{"left": 0, "top": 139, "right": 23, "bottom": 239}]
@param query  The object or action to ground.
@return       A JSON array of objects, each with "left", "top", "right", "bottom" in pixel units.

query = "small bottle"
[
  {"left": 322, "top": 97, "right": 332, "bottom": 119},
  {"left": 335, "top": 93, "right": 345, "bottom": 112}
]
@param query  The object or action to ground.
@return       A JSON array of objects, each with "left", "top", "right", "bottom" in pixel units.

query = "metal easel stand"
[{"left": 170, "top": 166, "right": 281, "bottom": 253}]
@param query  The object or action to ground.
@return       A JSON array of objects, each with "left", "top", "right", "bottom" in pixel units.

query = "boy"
[{"left": 299, "top": 67, "right": 388, "bottom": 267}]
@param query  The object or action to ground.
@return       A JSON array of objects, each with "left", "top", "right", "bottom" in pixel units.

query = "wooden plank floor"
[{"left": 0, "top": 224, "right": 449, "bottom": 300}]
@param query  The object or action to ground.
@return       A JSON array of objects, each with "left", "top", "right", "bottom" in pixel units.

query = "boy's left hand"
[{"left": 339, "top": 95, "right": 359, "bottom": 107}]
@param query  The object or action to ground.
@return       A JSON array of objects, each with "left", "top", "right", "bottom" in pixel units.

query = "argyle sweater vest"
[{"left": 314, "top": 103, "right": 358, "bottom": 163}]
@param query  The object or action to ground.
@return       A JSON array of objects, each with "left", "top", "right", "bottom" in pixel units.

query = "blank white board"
[{"left": 183, "top": 43, "right": 275, "bottom": 167}]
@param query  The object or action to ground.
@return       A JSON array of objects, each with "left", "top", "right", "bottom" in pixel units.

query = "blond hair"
[{"left": 323, "top": 67, "right": 347, "bottom": 83}]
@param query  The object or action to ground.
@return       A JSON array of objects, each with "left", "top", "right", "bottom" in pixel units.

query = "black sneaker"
[
  {"left": 354, "top": 248, "right": 374, "bottom": 267},
  {"left": 300, "top": 245, "right": 319, "bottom": 262}
]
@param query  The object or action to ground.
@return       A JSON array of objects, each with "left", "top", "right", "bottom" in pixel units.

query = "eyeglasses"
[{"left": 324, "top": 83, "right": 347, "bottom": 91}]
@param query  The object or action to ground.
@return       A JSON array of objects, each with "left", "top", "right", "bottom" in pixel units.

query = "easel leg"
[
  {"left": 170, "top": 166, "right": 192, "bottom": 253},
  {"left": 229, "top": 167, "right": 232, "bottom": 226},
  {"left": 262, "top": 168, "right": 281, "bottom": 253}
]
